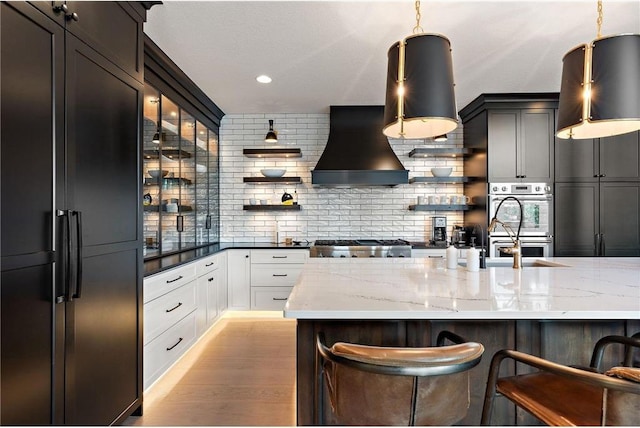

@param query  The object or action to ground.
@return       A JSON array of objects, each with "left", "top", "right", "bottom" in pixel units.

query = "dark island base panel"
[{"left": 295, "top": 319, "right": 640, "bottom": 426}]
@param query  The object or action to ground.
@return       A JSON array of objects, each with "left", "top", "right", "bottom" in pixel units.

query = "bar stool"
[
  {"left": 481, "top": 333, "right": 640, "bottom": 426},
  {"left": 316, "top": 331, "right": 484, "bottom": 426}
]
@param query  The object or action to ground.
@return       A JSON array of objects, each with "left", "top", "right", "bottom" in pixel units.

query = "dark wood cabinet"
[
  {"left": 1, "top": 2, "right": 145, "bottom": 425},
  {"left": 555, "top": 131, "right": 640, "bottom": 182},
  {"left": 555, "top": 182, "right": 640, "bottom": 256},
  {"left": 487, "top": 108, "right": 555, "bottom": 182},
  {"left": 555, "top": 131, "right": 640, "bottom": 256}
]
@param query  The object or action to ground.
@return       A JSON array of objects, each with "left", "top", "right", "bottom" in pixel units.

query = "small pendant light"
[
  {"left": 556, "top": 0, "right": 640, "bottom": 139},
  {"left": 383, "top": 0, "right": 458, "bottom": 139},
  {"left": 152, "top": 127, "right": 160, "bottom": 144},
  {"left": 265, "top": 119, "right": 278, "bottom": 143}
]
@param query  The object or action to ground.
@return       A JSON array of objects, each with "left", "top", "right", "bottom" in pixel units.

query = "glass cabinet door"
[
  {"left": 142, "top": 83, "right": 220, "bottom": 259},
  {"left": 142, "top": 85, "right": 161, "bottom": 257}
]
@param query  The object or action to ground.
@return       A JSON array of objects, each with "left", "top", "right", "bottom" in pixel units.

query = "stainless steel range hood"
[{"left": 311, "top": 106, "right": 409, "bottom": 186}]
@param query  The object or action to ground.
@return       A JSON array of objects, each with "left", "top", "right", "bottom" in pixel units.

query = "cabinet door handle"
[
  {"left": 595, "top": 234, "right": 601, "bottom": 256},
  {"left": 600, "top": 233, "right": 606, "bottom": 256},
  {"left": 205, "top": 262, "right": 215, "bottom": 267},
  {"left": 208, "top": 277, "right": 215, "bottom": 282},
  {"left": 176, "top": 215, "right": 184, "bottom": 232},
  {"left": 72, "top": 211, "right": 83, "bottom": 299},
  {"left": 272, "top": 255, "right": 288, "bottom": 259},
  {"left": 57, "top": 210, "right": 72, "bottom": 303},
  {"left": 53, "top": 3, "right": 69, "bottom": 14},
  {"left": 166, "top": 275, "right": 183, "bottom": 284},
  {"left": 205, "top": 214, "right": 212, "bottom": 230},
  {"left": 427, "top": 255, "right": 444, "bottom": 258},
  {"left": 66, "top": 12, "right": 79, "bottom": 21},
  {"left": 165, "top": 302, "right": 183, "bottom": 313},
  {"left": 166, "top": 337, "right": 183, "bottom": 351},
  {"left": 272, "top": 297, "right": 288, "bottom": 301},
  {"left": 272, "top": 274, "right": 288, "bottom": 277}
]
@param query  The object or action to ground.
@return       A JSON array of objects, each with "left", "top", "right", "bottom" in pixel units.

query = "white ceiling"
[{"left": 144, "top": 1, "right": 640, "bottom": 116}]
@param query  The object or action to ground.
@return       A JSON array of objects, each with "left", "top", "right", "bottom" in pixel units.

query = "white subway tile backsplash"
[{"left": 219, "top": 113, "right": 467, "bottom": 242}]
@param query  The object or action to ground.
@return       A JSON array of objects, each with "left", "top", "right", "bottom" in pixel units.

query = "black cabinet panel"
[
  {"left": 66, "top": 250, "right": 140, "bottom": 424},
  {"left": 600, "top": 183, "right": 640, "bottom": 256},
  {"left": 555, "top": 138, "right": 598, "bottom": 182},
  {"left": 66, "top": 35, "right": 141, "bottom": 247},
  {"left": 1, "top": 2, "right": 62, "bottom": 258},
  {"left": 554, "top": 183, "right": 598, "bottom": 256},
  {"left": 1, "top": 265, "right": 54, "bottom": 425},
  {"left": 600, "top": 132, "right": 640, "bottom": 181}
]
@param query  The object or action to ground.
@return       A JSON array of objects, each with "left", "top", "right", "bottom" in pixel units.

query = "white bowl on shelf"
[
  {"left": 431, "top": 167, "right": 452, "bottom": 177},
  {"left": 260, "top": 168, "right": 286, "bottom": 178},
  {"left": 148, "top": 169, "right": 169, "bottom": 178}
]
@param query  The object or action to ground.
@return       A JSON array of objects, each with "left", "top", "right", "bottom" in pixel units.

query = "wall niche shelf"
[
  {"left": 243, "top": 204, "right": 301, "bottom": 211},
  {"left": 409, "top": 204, "right": 472, "bottom": 211},
  {"left": 243, "top": 148, "right": 302, "bottom": 158},
  {"left": 243, "top": 177, "right": 302, "bottom": 184},
  {"left": 143, "top": 204, "right": 193, "bottom": 213},
  {"left": 408, "top": 148, "right": 476, "bottom": 158},
  {"left": 409, "top": 176, "right": 471, "bottom": 184}
]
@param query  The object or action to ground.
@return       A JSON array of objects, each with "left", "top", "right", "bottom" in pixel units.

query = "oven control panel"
[{"left": 489, "top": 183, "right": 551, "bottom": 195}]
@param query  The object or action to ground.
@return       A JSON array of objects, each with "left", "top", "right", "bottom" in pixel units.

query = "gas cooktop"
[{"left": 310, "top": 239, "right": 412, "bottom": 258}]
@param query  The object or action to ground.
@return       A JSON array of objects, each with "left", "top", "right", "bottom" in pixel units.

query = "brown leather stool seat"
[
  {"left": 481, "top": 333, "right": 640, "bottom": 426},
  {"left": 316, "top": 331, "right": 484, "bottom": 426}
]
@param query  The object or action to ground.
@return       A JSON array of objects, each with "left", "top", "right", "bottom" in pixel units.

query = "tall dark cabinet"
[
  {"left": 1, "top": 2, "right": 147, "bottom": 424},
  {"left": 555, "top": 131, "right": 640, "bottom": 256}
]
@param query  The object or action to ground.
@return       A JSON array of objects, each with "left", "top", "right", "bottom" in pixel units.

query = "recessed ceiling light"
[{"left": 256, "top": 75, "right": 272, "bottom": 84}]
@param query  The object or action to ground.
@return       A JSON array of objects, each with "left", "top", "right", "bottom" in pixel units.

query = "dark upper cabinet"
[
  {"left": 487, "top": 108, "right": 555, "bottom": 182},
  {"left": 555, "top": 182, "right": 640, "bottom": 256},
  {"left": 555, "top": 131, "right": 640, "bottom": 182},
  {"left": 1, "top": 2, "right": 144, "bottom": 425},
  {"left": 29, "top": 1, "right": 144, "bottom": 82}
]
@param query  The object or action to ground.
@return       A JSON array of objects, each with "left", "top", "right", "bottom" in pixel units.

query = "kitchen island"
[{"left": 284, "top": 257, "right": 640, "bottom": 425}]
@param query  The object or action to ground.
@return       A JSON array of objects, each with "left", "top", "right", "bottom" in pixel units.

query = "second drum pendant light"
[{"left": 383, "top": 0, "right": 458, "bottom": 139}]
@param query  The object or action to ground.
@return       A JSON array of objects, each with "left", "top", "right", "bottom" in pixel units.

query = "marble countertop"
[{"left": 283, "top": 257, "right": 640, "bottom": 320}]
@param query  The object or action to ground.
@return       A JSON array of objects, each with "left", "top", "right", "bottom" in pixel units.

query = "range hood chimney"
[{"left": 312, "top": 106, "right": 409, "bottom": 186}]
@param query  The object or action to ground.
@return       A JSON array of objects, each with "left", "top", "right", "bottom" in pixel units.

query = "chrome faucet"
[{"left": 488, "top": 196, "right": 524, "bottom": 269}]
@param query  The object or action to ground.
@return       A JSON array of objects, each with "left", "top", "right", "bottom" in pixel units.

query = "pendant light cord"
[
  {"left": 412, "top": 0, "right": 423, "bottom": 34},
  {"left": 596, "top": 0, "right": 603, "bottom": 38}
]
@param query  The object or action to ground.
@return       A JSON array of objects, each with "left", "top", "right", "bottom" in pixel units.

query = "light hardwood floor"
[{"left": 124, "top": 315, "right": 297, "bottom": 426}]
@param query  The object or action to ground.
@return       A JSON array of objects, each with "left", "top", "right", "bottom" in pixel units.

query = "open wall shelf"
[
  {"left": 409, "top": 176, "right": 471, "bottom": 184},
  {"left": 243, "top": 177, "right": 303, "bottom": 184},
  {"left": 409, "top": 204, "right": 472, "bottom": 211},
  {"left": 243, "top": 204, "right": 301, "bottom": 211},
  {"left": 243, "top": 148, "right": 302, "bottom": 158},
  {"left": 408, "top": 148, "right": 478, "bottom": 158}
]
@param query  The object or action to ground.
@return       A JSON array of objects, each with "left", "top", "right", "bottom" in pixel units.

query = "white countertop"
[{"left": 283, "top": 257, "right": 640, "bottom": 320}]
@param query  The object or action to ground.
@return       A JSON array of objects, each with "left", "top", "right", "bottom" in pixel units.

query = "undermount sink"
[{"left": 458, "top": 259, "right": 569, "bottom": 268}]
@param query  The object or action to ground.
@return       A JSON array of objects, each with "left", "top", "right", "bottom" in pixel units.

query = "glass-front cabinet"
[{"left": 143, "top": 84, "right": 219, "bottom": 258}]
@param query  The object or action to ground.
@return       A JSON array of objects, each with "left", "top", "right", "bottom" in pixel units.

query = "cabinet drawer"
[
  {"left": 144, "top": 281, "right": 197, "bottom": 345},
  {"left": 195, "top": 254, "right": 220, "bottom": 277},
  {"left": 251, "top": 264, "right": 303, "bottom": 287},
  {"left": 411, "top": 249, "right": 446, "bottom": 258},
  {"left": 251, "top": 250, "right": 307, "bottom": 264},
  {"left": 144, "top": 263, "right": 196, "bottom": 303},
  {"left": 143, "top": 310, "right": 197, "bottom": 390},
  {"left": 251, "top": 287, "right": 292, "bottom": 311}
]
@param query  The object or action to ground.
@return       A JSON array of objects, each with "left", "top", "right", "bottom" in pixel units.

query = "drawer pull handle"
[
  {"left": 205, "top": 262, "right": 215, "bottom": 267},
  {"left": 272, "top": 297, "right": 288, "bottom": 301},
  {"left": 166, "top": 337, "right": 183, "bottom": 351},
  {"left": 428, "top": 255, "right": 444, "bottom": 258},
  {"left": 272, "top": 255, "right": 288, "bottom": 259},
  {"left": 165, "top": 302, "right": 183, "bottom": 313},
  {"left": 166, "top": 275, "right": 183, "bottom": 284},
  {"left": 272, "top": 274, "right": 288, "bottom": 277},
  {"left": 208, "top": 277, "right": 215, "bottom": 282}
]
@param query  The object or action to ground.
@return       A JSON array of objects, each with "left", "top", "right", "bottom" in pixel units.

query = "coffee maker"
[{"left": 431, "top": 217, "right": 447, "bottom": 247}]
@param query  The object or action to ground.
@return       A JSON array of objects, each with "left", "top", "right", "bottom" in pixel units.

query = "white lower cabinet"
[
  {"left": 411, "top": 248, "right": 447, "bottom": 258},
  {"left": 249, "top": 249, "right": 308, "bottom": 310},
  {"left": 227, "top": 250, "right": 251, "bottom": 310}
]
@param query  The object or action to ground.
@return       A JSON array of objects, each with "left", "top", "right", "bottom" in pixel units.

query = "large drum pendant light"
[
  {"left": 557, "top": 1, "right": 640, "bottom": 139},
  {"left": 383, "top": 1, "right": 458, "bottom": 139}
]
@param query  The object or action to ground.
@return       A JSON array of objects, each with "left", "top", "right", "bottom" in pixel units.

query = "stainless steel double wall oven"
[{"left": 488, "top": 183, "right": 553, "bottom": 258}]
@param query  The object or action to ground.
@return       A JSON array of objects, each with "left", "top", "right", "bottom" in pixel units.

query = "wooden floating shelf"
[
  {"left": 243, "top": 204, "right": 301, "bottom": 211},
  {"left": 409, "top": 204, "right": 472, "bottom": 211},
  {"left": 243, "top": 148, "right": 302, "bottom": 158},
  {"left": 408, "top": 148, "right": 478, "bottom": 158},
  {"left": 143, "top": 205, "right": 193, "bottom": 212},
  {"left": 409, "top": 176, "right": 471, "bottom": 184},
  {"left": 144, "top": 177, "right": 193, "bottom": 186},
  {"left": 143, "top": 149, "right": 192, "bottom": 159},
  {"left": 243, "top": 177, "right": 302, "bottom": 184}
]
